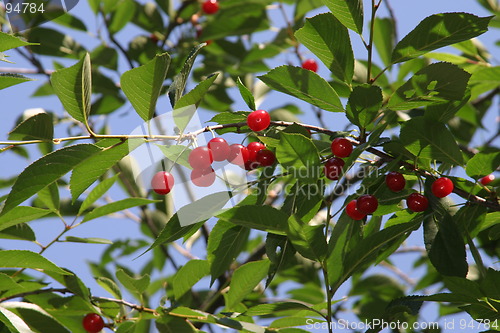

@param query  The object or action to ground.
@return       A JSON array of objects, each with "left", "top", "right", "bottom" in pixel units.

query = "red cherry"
[
  {"left": 386, "top": 172, "right": 406, "bottom": 192},
  {"left": 150, "top": 33, "right": 159, "bottom": 44},
  {"left": 407, "top": 193, "right": 429, "bottom": 212},
  {"left": 331, "top": 137, "right": 353, "bottom": 158},
  {"left": 346, "top": 200, "right": 366, "bottom": 220},
  {"left": 208, "top": 137, "right": 230, "bottom": 161},
  {"left": 356, "top": 194, "right": 378, "bottom": 214},
  {"left": 247, "top": 141, "right": 266, "bottom": 161},
  {"left": 83, "top": 313, "right": 104, "bottom": 333},
  {"left": 256, "top": 149, "right": 276, "bottom": 167},
  {"left": 247, "top": 110, "right": 271, "bottom": 132},
  {"left": 151, "top": 171, "right": 174, "bottom": 195},
  {"left": 188, "top": 146, "right": 213, "bottom": 169},
  {"left": 202, "top": 0, "right": 219, "bottom": 14},
  {"left": 324, "top": 157, "right": 345, "bottom": 181},
  {"left": 480, "top": 174, "right": 495, "bottom": 185},
  {"left": 302, "top": 59, "right": 318, "bottom": 72},
  {"left": 228, "top": 144, "right": 249, "bottom": 166},
  {"left": 431, "top": 177, "right": 454, "bottom": 198},
  {"left": 191, "top": 167, "right": 216, "bottom": 187}
]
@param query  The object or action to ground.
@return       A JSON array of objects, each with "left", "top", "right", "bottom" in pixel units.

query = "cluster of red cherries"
[{"left": 151, "top": 110, "right": 276, "bottom": 195}]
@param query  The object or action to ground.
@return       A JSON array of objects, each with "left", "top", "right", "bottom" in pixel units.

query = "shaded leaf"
[
  {"left": 173, "top": 260, "right": 210, "bottom": 299},
  {"left": 226, "top": 260, "right": 270, "bottom": 310},
  {"left": 168, "top": 44, "right": 204, "bottom": 107},
  {"left": 217, "top": 205, "right": 288, "bottom": 235},
  {"left": 322, "top": 0, "right": 363, "bottom": 34},
  {"left": 346, "top": 84, "right": 382, "bottom": 128},
  {"left": 287, "top": 215, "right": 327, "bottom": 261},
  {"left": 82, "top": 198, "right": 158, "bottom": 222},
  {"left": 0, "top": 32, "right": 38, "bottom": 52},
  {"left": 236, "top": 77, "right": 256, "bottom": 111},
  {"left": 0, "top": 207, "right": 50, "bottom": 232},
  {"left": 466, "top": 152, "right": 500, "bottom": 179}
]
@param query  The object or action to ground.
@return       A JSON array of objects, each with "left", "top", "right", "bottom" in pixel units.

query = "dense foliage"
[{"left": 0, "top": 0, "right": 499, "bottom": 332}]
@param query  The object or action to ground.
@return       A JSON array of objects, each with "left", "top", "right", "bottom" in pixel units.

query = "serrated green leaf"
[
  {"left": 0, "top": 206, "right": 50, "bottom": 232},
  {"left": 70, "top": 139, "right": 143, "bottom": 202},
  {"left": 1, "top": 144, "right": 101, "bottom": 216},
  {"left": 258, "top": 65, "right": 343, "bottom": 112},
  {"left": 226, "top": 260, "right": 270, "bottom": 310},
  {"left": 276, "top": 132, "right": 321, "bottom": 184},
  {"left": 295, "top": 13, "right": 354, "bottom": 83},
  {"left": 208, "top": 111, "right": 249, "bottom": 125},
  {"left": 217, "top": 205, "right": 288, "bottom": 235},
  {"left": 287, "top": 215, "right": 327, "bottom": 261},
  {"left": 78, "top": 174, "right": 119, "bottom": 214},
  {"left": 116, "top": 269, "right": 150, "bottom": 295},
  {"left": 0, "top": 73, "right": 34, "bottom": 90},
  {"left": 168, "top": 44, "right": 205, "bottom": 107},
  {"left": 8, "top": 113, "right": 53, "bottom": 141},
  {"left": 392, "top": 13, "right": 492, "bottom": 64},
  {"left": 0, "top": 31, "right": 38, "bottom": 52},
  {"left": 469, "top": 66, "right": 500, "bottom": 100},
  {"left": 322, "top": 0, "right": 363, "bottom": 34},
  {"left": 157, "top": 145, "right": 192, "bottom": 169},
  {"left": 121, "top": 52, "right": 170, "bottom": 121},
  {"left": 173, "top": 260, "right": 210, "bottom": 299},
  {"left": 373, "top": 17, "right": 395, "bottom": 67},
  {"left": 0, "top": 250, "right": 70, "bottom": 275},
  {"left": 236, "top": 77, "right": 256, "bottom": 111},
  {"left": 388, "top": 62, "right": 471, "bottom": 111},
  {"left": 0, "top": 224, "right": 36, "bottom": 241},
  {"left": 207, "top": 220, "right": 249, "bottom": 284},
  {"left": 466, "top": 152, "right": 500, "bottom": 179},
  {"left": 82, "top": 198, "right": 158, "bottom": 222},
  {"left": 36, "top": 183, "right": 60, "bottom": 212},
  {"left": 51, "top": 53, "right": 92, "bottom": 125},
  {"left": 96, "top": 277, "right": 122, "bottom": 299},
  {"left": 400, "top": 117, "right": 464, "bottom": 166},
  {"left": 346, "top": 84, "right": 382, "bottom": 128}
]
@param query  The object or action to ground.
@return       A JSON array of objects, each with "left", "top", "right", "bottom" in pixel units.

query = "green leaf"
[
  {"left": 116, "top": 269, "right": 150, "bottom": 295},
  {"left": 8, "top": 112, "right": 53, "bottom": 141},
  {"left": 0, "top": 250, "right": 70, "bottom": 275},
  {"left": 295, "top": 13, "right": 354, "bottom": 83},
  {"left": 236, "top": 77, "right": 256, "bottom": 111},
  {"left": 0, "top": 32, "right": 38, "bottom": 52},
  {"left": 226, "top": 260, "right": 270, "bottom": 310},
  {"left": 245, "top": 302, "right": 318, "bottom": 316},
  {"left": 346, "top": 84, "right": 382, "bottom": 128},
  {"left": 391, "top": 13, "right": 492, "bottom": 64},
  {"left": 276, "top": 133, "right": 321, "bottom": 184},
  {"left": 96, "top": 277, "right": 122, "bottom": 299},
  {"left": 466, "top": 152, "right": 500, "bottom": 179},
  {"left": 388, "top": 62, "right": 471, "bottom": 111},
  {"left": 0, "top": 306, "right": 33, "bottom": 333},
  {"left": 428, "top": 213, "right": 468, "bottom": 277},
  {"left": 400, "top": 117, "right": 464, "bottom": 166},
  {"left": 82, "top": 198, "right": 158, "bottom": 222},
  {"left": 373, "top": 17, "right": 395, "bottom": 67},
  {"left": 173, "top": 260, "right": 210, "bottom": 299},
  {"left": 168, "top": 44, "right": 205, "bottom": 107},
  {"left": 64, "top": 236, "right": 113, "bottom": 244},
  {"left": 207, "top": 220, "right": 249, "bottom": 284},
  {"left": 176, "top": 191, "right": 233, "bottom": 227},
  {"left": 51, "top": 53, "right": 92, "bottom": 125},
  {"left": 322, "top": 0, "right": 363, "bottom": 34},
  {"left": 326, "top": 213, "right": 357, "bottom": 285},
  {"left": 287, "top": 215, "right": 327, "bottom": 261},
  {"left": 121, "top": 52, "right": 170, "bottom": 121},
  {"left": 108, "top": 0, "right": 136, "bottom": 34},
  {"left": 157, "top": 145, "right": 191, "bottom": 169},
  {"left": 78, "top": 174, "right": 119, "bottom": 214},
  {"left": 469, "top": 66, "right": 500, "bottom": 100},
  {"left": 0, "top": 74, "right": 34, "bottom": 90},
  {"left": 0, "top": 224, "right": 36, "bottom": 241},
  {"left": 258, "top": 65, "right": 343, "bottom": 112},
  {"left": 1, "top": 144, "right": 101, "bottom": 216},
  {"left": 156, "top": 314, "right": 197, "bottom": 333},
  {"left": 70, "top": 139, "right": 143, "bottom": 202},
  {"left": 0, "top": 206, "right": 50, "bottom": 232},
  {"left": 217, "top": 205, "right": 288, "bottom": 235},
  {"left": 208, "top": 111, "right": 249, "bottom": 125}
]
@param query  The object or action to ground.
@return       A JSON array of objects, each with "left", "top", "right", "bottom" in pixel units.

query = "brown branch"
[
  {"left": 0, "top": 288, "right": 71, "bottom": 303},
  {"left": 92, "top": 296, "right": 157, "bottom": 314}
]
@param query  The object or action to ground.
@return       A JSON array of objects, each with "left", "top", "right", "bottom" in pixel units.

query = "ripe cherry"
[
  {"left": 208, "top": 137, "right": 230, "bottom": 161},
  {"left": 150, "top": 33, "right": 159, "bottom": 44},
  {"left": 247, "top": 141, "right": 266, "bottom": 161},
  {"left": 480, "top": 174, "right": 495, "bottom": 185},
  {"left": 302, "top": 59, "right": 318, "bottom": 72},
  {"left": 228, "top": 144, "right": 250, "bottom": 166},
  {"left": 331, "top": 137, "right": 353, "bottom": 158},
  {"left": 202, "top": 0, "right": 219, "bottom": 14},
  {"left": 356, "top": 194, "right": 378, "bottom": 215},
  {"left": 324, "top": 157, "right": 345, "bottom": 181},
  {"left": 151, "top": 171, "right": 174, "bottom": 195},
  {"left": 407, "top": 193, "right": 429, "bottom": 212},
  {"left": 82, "top": 313, "right": 104, "bottom": 333},
  {"left": 346, "top": 200, "right": 366, "bottom": 220},
  {"left": 386, "top": 172, "right": 406, "bottom": 192},
  {"left": 247, "top": 110, "right": 271, "bottom": 132},
  {"left": 431, "top": 177, "right": 454, "bottom": 198},
  {"left": 188, "top": 146, "right": 213, "bottom": 169},
  {"left": 256, "top": 149, "right": 276, "bottom": 167},
  {"left": 191, "top": 167, "right": 216, "bottom": 187}
]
